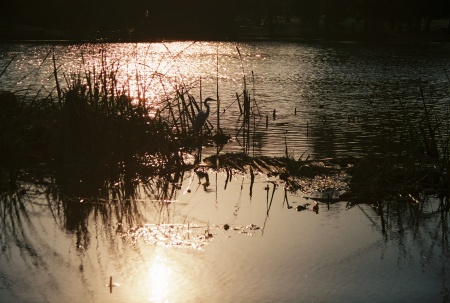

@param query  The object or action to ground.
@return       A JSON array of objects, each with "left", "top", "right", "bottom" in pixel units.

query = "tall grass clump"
[
  {"left": 52, "top": 69, "right": 208, "bottom": 196},
  {"left": 0, "top": 91, "right": 57, "bottom": 190},
  {"left": 349, "top": 79, "right": 450, "bottom": 212},
  {"left": 0, "top": 53, "right": 216, "bottom": 196},
  {"left": 397, "top": 82, "right": 450, "bottom": 211}
]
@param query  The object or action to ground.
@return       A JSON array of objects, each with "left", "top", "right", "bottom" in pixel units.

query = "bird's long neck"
[{"left": 204, "top": 102, "right": 210, "bottom": 115}]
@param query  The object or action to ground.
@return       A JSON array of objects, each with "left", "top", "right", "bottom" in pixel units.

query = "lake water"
[
  {"left": 2, "top": 41, "right": 450, "bottom": 158},
  {"left": 0, "top": 41, "right": 449, "bottom": 302},
  {"left": 1, "top": 171, "right": 448, "bottom": 303}
]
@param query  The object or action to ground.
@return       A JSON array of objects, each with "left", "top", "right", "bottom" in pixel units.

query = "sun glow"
[{"left": 148, "top": 255, "right": 173, "bottom": 303}]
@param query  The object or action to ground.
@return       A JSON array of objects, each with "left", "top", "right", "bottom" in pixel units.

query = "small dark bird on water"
[
  {"left": 296, "top": 205, "right": 307, "bottom": 211},
  {"left": 313, "top": 201, "right": 319, "bottom": 213}
]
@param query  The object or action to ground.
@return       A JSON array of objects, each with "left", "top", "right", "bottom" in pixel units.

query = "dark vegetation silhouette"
[{"left": 1, "top": 0, "right": 449, "bottom": 41}]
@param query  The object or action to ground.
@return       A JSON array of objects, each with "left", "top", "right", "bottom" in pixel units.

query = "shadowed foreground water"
[{"left": 0, "top": 171, "right": 448, "bottom": 302}]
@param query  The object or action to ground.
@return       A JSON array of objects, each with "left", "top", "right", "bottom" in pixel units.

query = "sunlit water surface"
[
  {"left": 1, "top": 41, "right": 450, "bottom": 302},
  {"left": 1, "top": 41, "right": 450, "bottom": 158}
]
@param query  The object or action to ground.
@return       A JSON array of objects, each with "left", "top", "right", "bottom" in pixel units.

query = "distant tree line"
[
  {"left": 1, "top": 0, "right": 449, "bottom": 38},
  {"left": 248, "top": 0, "right": 450, "bottom": 32}
]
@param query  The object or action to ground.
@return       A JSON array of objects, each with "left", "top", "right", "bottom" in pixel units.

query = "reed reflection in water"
[{"left": 0, "top": 168, "right": 449, "bottom": 302}]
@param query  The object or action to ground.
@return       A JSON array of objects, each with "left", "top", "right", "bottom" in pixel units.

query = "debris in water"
[
  {"left": 296, "top": 205, "right": 307, "bottom": 211},
  {"left": 107, "top": 274, "right": 120, "bottom": 293},
  {"left": 312, "top": 201, "right": 319, "bottom": 213}
]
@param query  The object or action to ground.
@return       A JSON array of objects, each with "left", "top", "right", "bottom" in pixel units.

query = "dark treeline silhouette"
[{"left": 1, "top": 0, "right": 449, "bottom": 40}]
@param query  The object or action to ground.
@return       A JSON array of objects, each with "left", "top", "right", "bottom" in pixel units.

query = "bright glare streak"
[{"left": 148, "top": 255, "right": 172, "bottom": 303}]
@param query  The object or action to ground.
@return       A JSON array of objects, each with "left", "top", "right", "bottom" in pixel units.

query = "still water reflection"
[
  {"left": 1, "top": 41, "right": 450, "bottom": 158},
  {"left": 0, "top": 171, "right": 448, "bottom": 302}
]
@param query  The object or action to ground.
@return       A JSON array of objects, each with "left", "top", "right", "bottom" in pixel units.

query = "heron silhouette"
[{"left": 194, "top": 97, "right": 216, "bottom": 133}]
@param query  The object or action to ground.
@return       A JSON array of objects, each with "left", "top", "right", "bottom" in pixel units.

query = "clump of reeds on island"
[{"left": 0, "top": 49, "right": 222, "bottom": 197}]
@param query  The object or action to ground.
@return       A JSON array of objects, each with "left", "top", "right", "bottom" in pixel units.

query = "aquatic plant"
[
  {"left": 234, "top": 47, "right": 261, "bottom": 155},
  {"left": 0, "top": 50, "right": 219, "bottom": 196},
  {"left": 345, "top": 78, "right": 450, "bottom": 212},
  {"left": 0, "top": 90, "right": 57, "bottom": 190}
]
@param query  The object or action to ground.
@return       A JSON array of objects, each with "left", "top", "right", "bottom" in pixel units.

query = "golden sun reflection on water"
[{"left": 148, "top": 254, "right": 173, "bottom": 303}]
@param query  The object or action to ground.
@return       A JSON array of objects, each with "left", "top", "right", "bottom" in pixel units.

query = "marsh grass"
[
  {"left": 53, "top": 70, "right": 220, "bottom": 196},
  {"left": 233, "top": 47, "right": 261, "bottom": 155},
  {"left": 346, "top": 78, "right": 450, "bottom": 212},
  {"left": 1, "top": 43, "right": 274, "bottom": 203},
  {"left": 0, "top": 51, "right": 219, "bottom": 196}
]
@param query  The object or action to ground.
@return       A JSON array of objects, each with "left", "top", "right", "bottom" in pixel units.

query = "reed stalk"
[{"left": 52, "top": 49, "right": 62, "bottom": 108}]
